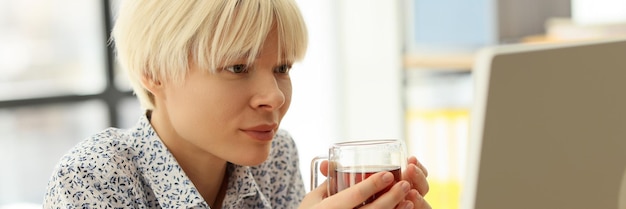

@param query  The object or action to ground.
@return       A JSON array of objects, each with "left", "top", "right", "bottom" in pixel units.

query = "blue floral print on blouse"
[{"left": 43, "top": 114, "right": 305, "bottom": 208}]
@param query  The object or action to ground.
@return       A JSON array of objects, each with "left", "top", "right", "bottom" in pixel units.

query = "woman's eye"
[
  {"left": 224, "top": 64, "right": 248, "bottom": 73},
  {"left": 275, "top": 64, "right": 292, "bottom": 74}
]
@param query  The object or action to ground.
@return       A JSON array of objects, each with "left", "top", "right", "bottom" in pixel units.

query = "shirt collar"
[{"left": 222, "top": 164, "right": 272, "bottom": 208}]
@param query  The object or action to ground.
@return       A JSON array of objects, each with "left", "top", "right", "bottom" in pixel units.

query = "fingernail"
[
  {"left": 404, "top": 202, "right": 414, "bottom": 209},
  {"left": 412, "top": 164, "right": 419, "bottom": 173},
  {"left": 401, "top": 181, "right": 410, "bottom": 193},
  {"left": 382, "top": 172, "right": 394, "bottom": 183}
]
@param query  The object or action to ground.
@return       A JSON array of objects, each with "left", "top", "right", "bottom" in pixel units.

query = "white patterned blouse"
[{"left": 43, "top": 114, "right": 305, "bottom": 209}]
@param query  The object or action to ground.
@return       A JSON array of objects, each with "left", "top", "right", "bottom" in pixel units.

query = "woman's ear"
[{"left": 140, "top": 74, "right": 163, "bottom": 97}]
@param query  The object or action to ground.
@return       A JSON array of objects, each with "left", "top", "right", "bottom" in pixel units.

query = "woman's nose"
[{"left": 250, "top": 75, "right": 286, "bottom": 110}]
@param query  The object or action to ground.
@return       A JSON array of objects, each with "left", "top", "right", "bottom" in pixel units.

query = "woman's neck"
[
  {"left": 147, "top": 110, "right": 229, "bottom": 206},
  {"left": 182, "top": 159, "right": 229, "bottom": 207}
]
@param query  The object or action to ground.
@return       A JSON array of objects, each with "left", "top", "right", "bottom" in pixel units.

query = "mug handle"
[{"left": 310, "top": 155, "right": 327, "bottom": 191}]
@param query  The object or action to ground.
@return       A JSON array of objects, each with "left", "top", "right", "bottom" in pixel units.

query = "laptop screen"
[{"left": 462, "top": 38, "right": 626, "bottom": 209}]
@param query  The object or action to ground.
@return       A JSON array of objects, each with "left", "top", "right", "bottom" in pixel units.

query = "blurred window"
[
  {"left": 0, "top": 0, "right": 107, "bottom": 100},
  {"left": 0, "top": 0, "right": 139, "bottom": 207}
]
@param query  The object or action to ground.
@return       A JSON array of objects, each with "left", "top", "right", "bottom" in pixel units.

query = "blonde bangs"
[
  {"left": 193, "top": 0, "right": 308, "bottom": 72},
  {"left": 273, "top": 0, "right": 308, "bottom": 63}
]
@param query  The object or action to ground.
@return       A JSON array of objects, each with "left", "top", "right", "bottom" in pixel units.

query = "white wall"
[
  {"left": 281, "top": 0, "right": 339, "bottom": 191},
  {"left": 572, "top": 0, "right": 626, "bottom": 24},
  {"left": 336, "top": 0, "right": 403, "bottom": 141},
  {"left": 281, "top": 0, "right": 404, "bottom": 191}
]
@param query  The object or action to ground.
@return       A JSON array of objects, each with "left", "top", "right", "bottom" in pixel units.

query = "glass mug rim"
[{"left": 331, "top": 139, "right": 400, "bottom": 148}]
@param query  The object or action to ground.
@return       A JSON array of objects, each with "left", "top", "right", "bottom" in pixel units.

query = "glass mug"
[{"left": 311, "top": 139, "right": 407, "bottom": 207}]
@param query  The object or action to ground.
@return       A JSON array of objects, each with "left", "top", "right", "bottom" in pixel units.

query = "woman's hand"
[
  {"left": 299, "top": 171, "right": 414, "bottom": 209},
  {"left": 300, "top": 157, "right": 431, "bottom": 209},
  {"left": 402, "top": 156, "right": 431, "bottom": 209}
]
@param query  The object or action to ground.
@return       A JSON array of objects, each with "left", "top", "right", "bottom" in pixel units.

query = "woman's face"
[{"left": 152, "top": 28, "right": 293, "bottom": 166}]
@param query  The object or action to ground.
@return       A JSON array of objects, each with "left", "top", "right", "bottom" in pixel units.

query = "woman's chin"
[{"left": 231, "top": 152, "right": 270, "bottom": 166}]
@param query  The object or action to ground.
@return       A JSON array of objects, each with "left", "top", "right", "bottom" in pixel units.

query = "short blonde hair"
[{"left": 112, "top": 0, "right": 308, "bottom": 110}]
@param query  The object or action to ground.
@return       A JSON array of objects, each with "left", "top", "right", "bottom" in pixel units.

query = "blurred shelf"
[{"left": 403, "top": 53, "right": 475, "bottom": 71}]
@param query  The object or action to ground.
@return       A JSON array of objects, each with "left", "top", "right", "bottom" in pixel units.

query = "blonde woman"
[{"left": 43, "top": 1, "right": 430, "bottom": 208}]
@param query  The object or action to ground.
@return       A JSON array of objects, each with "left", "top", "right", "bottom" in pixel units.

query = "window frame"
[{"left": 0, "top": 0, "right": 133, "bottom": 127}]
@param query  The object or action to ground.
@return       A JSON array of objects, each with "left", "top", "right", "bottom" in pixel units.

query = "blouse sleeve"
[
  {"left": 43, "top": 150, "right": 136, "bottom": 208},
  {"left": 44, "top": 160, "right": 109, "bottom": 208}
]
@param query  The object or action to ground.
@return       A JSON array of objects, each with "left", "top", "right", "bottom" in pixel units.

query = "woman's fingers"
[
  {"left": 320, "top": 160, "right": 329, "bottom": 177},
  {"left": 299, "top": 179, "right": 328, "bottom": 209},
  {"left": 401, "top": 156, "right": 432, "bottom": 208},
  {"left": 406, "top": 189, "right": 432, "bottom": 209},
  {"left": 407, "top": 156, "right": 428, "bottom": 177},
  {"left": 403, "top": 156, "right": 430, "bottom": 196},
  {"left": 361, "top": 180, "right": 412, "bottom": 209},
  {"left": 323, "top": 172, "right": 399, "bottom": 208},
  {"left": 404, "top": 164, "right": 429, "bottom": 196}
]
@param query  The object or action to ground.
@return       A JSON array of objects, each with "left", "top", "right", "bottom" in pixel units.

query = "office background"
[{"left": 1, "top": 0, "right": 624, "bottom": 208}]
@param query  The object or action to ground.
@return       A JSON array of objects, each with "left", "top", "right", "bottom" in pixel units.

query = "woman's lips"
[
  {"left": 243, "top": 129, "right": 275, "bottom": 141},
  {"left": 242, "top": 124, "right": 277, "bottom": 141}
]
